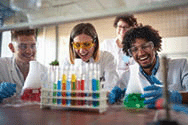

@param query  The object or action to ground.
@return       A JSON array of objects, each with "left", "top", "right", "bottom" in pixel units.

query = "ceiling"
[
  {"left": 0, "top": 0, "right": 15, "bottom": 24},
  {"left": 0, "top": 0, "right": 188, "bottom": 31}
]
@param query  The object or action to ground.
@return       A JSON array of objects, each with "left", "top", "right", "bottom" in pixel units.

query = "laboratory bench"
[{"left": 0, "top": 104, "right": 188, "bottom": 125}]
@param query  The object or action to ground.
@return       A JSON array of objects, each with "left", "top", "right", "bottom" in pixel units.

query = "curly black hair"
[{"left": 122, "top": 25, "right": 162, "bottom": 56}]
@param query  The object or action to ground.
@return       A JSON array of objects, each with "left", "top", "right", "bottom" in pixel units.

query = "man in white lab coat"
[
  {"left": 101, "top": 15, "right": 139, "bottom": 76},
  {"left": 0, "top": 29, "right": 46, "bottom": 103},
  {"left": 109, "top": 25, "right": 188, "bottom": 108}
]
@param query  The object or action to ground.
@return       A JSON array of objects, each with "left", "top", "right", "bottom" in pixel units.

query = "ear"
[{"left": 8, "top": 43, "right": 15, "bottom": 53}]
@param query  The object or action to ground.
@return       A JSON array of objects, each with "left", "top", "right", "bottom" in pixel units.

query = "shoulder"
[
  {"left": 103, "top": 38, "right": 116, "bottom": 43},
  {"left": 0, "top": 57, "right": 12, "bottom": 65},
  {"left": 101, "top": 38, "right": 116, "bottom": 49},
  {"left": 100, "top": 51, "right": 115, "bottom": 60},
  {"left": 168, "top": 58, "right": 187, "bottom": 66},
  {"left": 167, "top": 58, "right": 188, "bottom": 72}
]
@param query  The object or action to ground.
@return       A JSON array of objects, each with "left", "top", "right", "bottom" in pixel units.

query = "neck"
[
  {"left": 16, "top": 59, "right": 30, "bottom": 80},
  {"left": 143, "top": 68, "right": 153, "bottom": 76},
  {"left": 116, "top": 39, "right": 123, "bottom": 48},
  {"left": 143, "top": 57, "right": 157, "bottom": 76}
]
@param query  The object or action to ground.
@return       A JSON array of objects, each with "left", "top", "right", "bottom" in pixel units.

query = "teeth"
[
  {"left": 24, "top": 55, "right": 33, "bottom": 58},
  {"left": 139, "top": 56, "right": 148, "bottom": 60},
  {"left": 80, "top": 53, "right": 88, "bottom": 56}
]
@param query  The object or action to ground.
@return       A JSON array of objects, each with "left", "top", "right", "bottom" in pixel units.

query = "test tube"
[
  {"left": 57, "top": 80, "right": 62, "bottom": 104},
  {"left": 96, "top": 63, "right": 100, "bottom": 106},
  {"left": 66, "top": 66, "right": 71, "bottom": 106},
  {"left": 52, "top": 65, "right": 59, "bottom": 104},
  {"left": 81, "top": 74, "right": 85, "bottom": 105},
  {"left": 71, "top": 64, "right": 77, "bottom": 105},
  {"left": 87, "top": 63, "right": 92, "bottom": 106},
  {"left": 62, "top": 66, "right": 67, "bottom": 105},
  {"left": 47, "top": 66, "right": 53, "bottom": 104},
  {"left": 76, "top": 65, "right": 82, "bottom": 105},
  {"left": 92, "top": 63, "right": 97, "bottom": 107}
]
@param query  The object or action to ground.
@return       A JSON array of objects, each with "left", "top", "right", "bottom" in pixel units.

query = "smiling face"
[
  {"left": 131, "top": 38, "right": 156, "bottom": 74},
  {"left": 116, "top": 19, "right": 130, "bottom": 42},
  {"left": 73, "top": 34, "right": 95, "bottom": 62},
  {"left": 11, "top": 35, "right": 36, "bottom": 64}
]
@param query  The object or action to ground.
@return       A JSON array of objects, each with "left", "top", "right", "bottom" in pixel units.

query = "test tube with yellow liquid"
[
  {"left": 62, "top": 66, "right": 68, "bottom": 105},
  {"left": 71, "top": 64, "right": 77, "bottom": 106}
]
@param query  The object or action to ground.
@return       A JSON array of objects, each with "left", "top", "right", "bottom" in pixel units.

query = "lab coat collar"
[{"left": 11, "top": 57, "right": 25, "bottom": 87}]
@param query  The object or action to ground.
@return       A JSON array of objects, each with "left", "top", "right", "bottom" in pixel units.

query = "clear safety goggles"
[
  {"left": 18, "top": 43, "right": 37, "bottom": 50},
  {"left": 72, "top": 41, "right": 95, "bottom": 50},
  {"left": 128, "top": 41, "right": 154, "bottom": 56}
]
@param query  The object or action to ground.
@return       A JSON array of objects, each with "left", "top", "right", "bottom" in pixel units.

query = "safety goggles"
[
  {"left": 72, "top": 41, "right": 95, "bottom": 50},
  {"left": 18, "top": 43, "right": 37, "bottom": 50},
  {"left": 128, "top": 41, "right": 154, "bottom": 56},
  {"left": 117, "top": 25, "right": 130, "bottom": 31}
]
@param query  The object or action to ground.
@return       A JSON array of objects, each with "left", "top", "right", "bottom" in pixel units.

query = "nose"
[
  {"left": 137, "top": 47, "right": 146, "bottom": 56},
  {"left": 79, "top": 48, "right": 86, "bottom": 54},
  {"left": 25, "top": 46, "right": 33, "bottom": 54}
]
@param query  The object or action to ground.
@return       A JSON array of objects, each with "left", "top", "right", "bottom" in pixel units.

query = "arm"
[
  {"left": 181, "top": 59, "right": 188, "bottom": 91},
  {"left": 102, "top": 51, "right": 119, "bottom": 91},
  {"left": 108, "top": 70, "right": 129, "bottom": 104}
]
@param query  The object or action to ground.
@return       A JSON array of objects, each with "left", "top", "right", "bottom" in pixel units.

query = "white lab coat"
[
  {"left": 0, "top": 57, "right": 47, "bottom": 96},
  {"left": 62, "top": 51, "right": 119, "bottom": 91},
  {"left": 101, "top": 38, "right": 135, "bottom": 76},
  {"left": 117, "top": 58, "right": 188, "bottom": 92}
]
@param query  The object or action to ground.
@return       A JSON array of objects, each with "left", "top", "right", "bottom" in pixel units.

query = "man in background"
[{"left": 101, "top": 15, "right": 139, "bottom": 76}]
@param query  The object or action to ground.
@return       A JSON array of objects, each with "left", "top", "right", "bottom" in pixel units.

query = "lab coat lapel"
[{"left": 11, "top": 58, "right": 24, "bottom": 90}]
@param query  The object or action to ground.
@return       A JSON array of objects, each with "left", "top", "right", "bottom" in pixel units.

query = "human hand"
[
  {"left": 108, "top": 86, "right": 126, "bottom": 104},
  {"left": 0, "top": 82, "right": 16, "bottom": 102},
  {"left": 141, "top": 85, "right": 163, "bottom": 109}
]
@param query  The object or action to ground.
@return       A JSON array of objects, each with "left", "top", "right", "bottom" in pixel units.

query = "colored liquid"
[
  {"left": 81, "top": 79, "right": 85, "bottom": 105},
  {"left": 53, "top": 83, "right": 57, "bottom": 104},
  {"left": 123, "top": 93, "right": 145, "bottom": 109},
  {"left": 62, "top": 74, "right": 66, "bottom": 105},
  {"left": 71, "top": 81, "right": 76, "bottom": 105},
  {"left": 76, "top": 80, "right": 81, "bottom": 105},
  {"left": 57, "top": 80, "right": 62, "bottom": 104},
  {"left": 66, "top": 80, "right": 71, "bottom": 106},
  {"left": 92, "top": 79, "right": 98, "bottom": 107},
  {"left": 96, "top": 79, "right": 100, "bottom": 106}
]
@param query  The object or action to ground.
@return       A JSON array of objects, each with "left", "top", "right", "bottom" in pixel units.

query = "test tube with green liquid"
[
  {"left": 53, "top": 83, "right": 57, "bottom": 104},
  {"left": 71, "top": 64, "right": 76, "bottom": 106},
  {"left": 96, "top": 63, "right": 100, "bottom": 106}
]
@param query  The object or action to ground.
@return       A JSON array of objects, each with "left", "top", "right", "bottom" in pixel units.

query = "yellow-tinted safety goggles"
[{"left": 72, "top": 41, "right": 95, "bottom": 49}]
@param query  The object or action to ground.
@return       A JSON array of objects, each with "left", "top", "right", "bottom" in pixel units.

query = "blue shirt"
[{"left": 139, "top": 55, "right": 159, "bottom": 85}]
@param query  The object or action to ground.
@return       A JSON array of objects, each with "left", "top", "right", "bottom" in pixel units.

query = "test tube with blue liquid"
[
  {"left": 92, "top": 63, "right": 98, "bottom": 107},
  {"left": 66, "top": 65, "right": 71, "bottom": 106},
  {"left": 57, "top": 79, "right": 62, "bottom": 104}
]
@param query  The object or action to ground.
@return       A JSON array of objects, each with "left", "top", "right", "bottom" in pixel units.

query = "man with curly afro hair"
[{"left": 108, "top": 25, "right": 188, "bottom": 109}]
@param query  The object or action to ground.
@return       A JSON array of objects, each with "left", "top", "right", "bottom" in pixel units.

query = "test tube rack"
[{"left": 40, "top": 89, "right": 108, "bottom": 113}]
